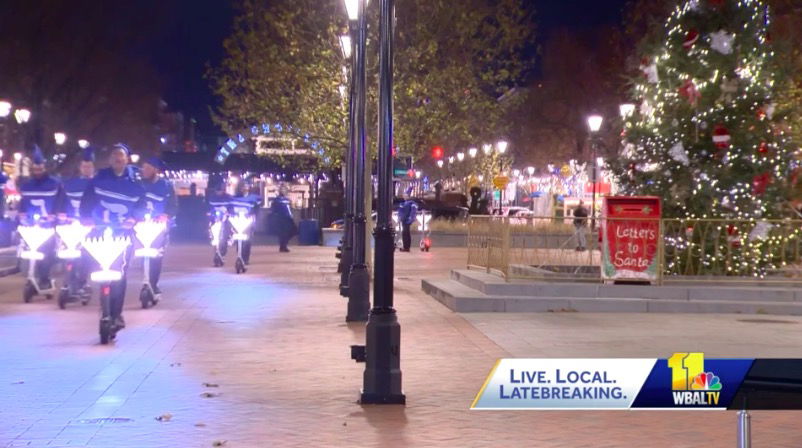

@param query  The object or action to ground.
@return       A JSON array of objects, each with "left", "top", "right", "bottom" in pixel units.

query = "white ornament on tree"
[
  {"left": 749, "top": 221, "right": 773, "bottom": 241},
  {"left": 766, "top": 103, "right": 776, "bottom": 119},
  {"left": 669, "top": 142, "right": 690, "bottom": 166},
  {"left": 710, "top": 30, "right": 735, "bottom": 55},
  {"left": 640, "top": 101, "right": 655, "bottom": 117},
  {"left": 640, "top": 62, "right": 659, "bottom": 84}
]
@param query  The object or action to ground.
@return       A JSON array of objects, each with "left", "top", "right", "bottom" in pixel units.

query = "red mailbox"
[{"left": 601, "top": 196, "right": 662, "bottom": 283}]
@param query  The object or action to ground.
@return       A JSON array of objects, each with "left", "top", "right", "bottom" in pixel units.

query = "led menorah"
[
  {"left": 229, "top": 214, "right": 253, "bottom": 241},
  {"left": 18, "top": 224, "right": 55, "bottom": 261},
  {"left": 83, "top": 228, "right": 130, "bottom": 282},
  {"left": 133, "top": 219, "right": 167, "bottom": 258},
  {"left": 210, "top": 221, "right": 223, "bottom": 247},
  {"left": 56, "top": 221, "right": 92, "bottom": 259},
  {"left": 415, "top": 212, "right": 431, "bottom": 229}
]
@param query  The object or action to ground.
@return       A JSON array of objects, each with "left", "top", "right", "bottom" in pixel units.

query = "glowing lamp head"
[
  {"left": 496, "top": 140, "right": 508, "bottom": 154},
  {"left": 0, "top": 101, "right": 11, "bottom": 118},
  {"left": 14, "top": 109, "right": 30, "bottom": 124},
  {"left": 54, "top": 132, "right": 67, "bottom": 145},
  {"left": 619, "top": 104, "right": 635, "bottom": 119},
  {"left": 482, "top": 144, "right": 492, "bottom": 155},
  {"left": 457, "top": 152, "right": 465, "bottom": 162},
  {"left": 468, "top": 147, "right": 478, "bottom": 158},
  {"left": 436, "top": 160, "right": 444, "bottom": 168},
  {"left": 527, "top": 166, "right": 535, "bottom": 176},
  {"left": 587, "top": 115, "right": 603, "bottom": 133}
]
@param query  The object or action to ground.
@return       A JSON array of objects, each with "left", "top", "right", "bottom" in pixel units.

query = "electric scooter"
[
  {"left": 229, "top": 212, "right": 253, "bottom": 274},
  {"left": 210, "top": 210, "right": 227, "bottom": 267},
  {"left": 417, "top": 210, "right": 432, "bottom": 252},
  {"left": 55, "top": 219, "right": 93, "bottom": 309},
  {"left": 133, "top": 216, "right": 167, "bottom": 309},
  {"left": 83, "top": 226, "right": 130, "bottom": 344},
  {"left": 18, "top": 215, "right": 57, "bottom": 303}
]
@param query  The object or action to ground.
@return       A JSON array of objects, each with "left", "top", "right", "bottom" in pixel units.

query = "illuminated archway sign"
[{"left": 215, "top": 123, "right": 326, "bottom": 165}]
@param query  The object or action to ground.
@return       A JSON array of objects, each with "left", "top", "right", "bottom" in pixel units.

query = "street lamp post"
[
  {"left": 346, "top": 0, "right": 370, "bottom": 322},
  {"left": 360, "top": 0, "right": 404, "bottom": 405},
  {"left": 338, "top": 29, "right": 357, "bottom": 299},
  {"left": 587, "top": 115, "right": 603, "bottom": 229}
]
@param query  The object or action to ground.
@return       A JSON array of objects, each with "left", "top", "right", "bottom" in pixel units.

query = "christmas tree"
[
  {"left": 614, "top": 0, "right": 795, "bottom": 220},
  {"left": 612, "top": 0, "right": 800, "bottom": 277}
]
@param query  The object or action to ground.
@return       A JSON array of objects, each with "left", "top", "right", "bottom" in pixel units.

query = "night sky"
[{"left": 148, "top": 0, "right": 628, "bottom": 136}]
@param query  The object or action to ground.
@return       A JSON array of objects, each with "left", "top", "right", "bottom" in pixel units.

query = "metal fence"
[{"left": 466, "top": 216, "right": 802, "bottom": 284}]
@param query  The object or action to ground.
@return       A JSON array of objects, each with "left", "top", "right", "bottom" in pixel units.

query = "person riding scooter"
[
  {"left": 138, "top": 157, "right": 176, "bottom": 296},
  {"left": 229, "top": 178, "right": 261, "bottom": 265},
  {"left": 19, "top": 146, "right": 65, "bottom": 292},
  {"left": 206, "top": 174, "right": 231, "bottom": 266},
  {"left": 59, "top": 147, "right": 96, "bottom": 300},
  {"left": 79, "top": 143, "right": 147, "bottom": 332}
]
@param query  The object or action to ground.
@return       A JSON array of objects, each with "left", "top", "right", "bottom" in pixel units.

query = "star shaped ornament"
[{"left": 710, "top": 30, "right": 735, "bottom": 55}]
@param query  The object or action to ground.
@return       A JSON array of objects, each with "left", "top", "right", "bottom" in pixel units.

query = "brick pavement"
[{"left": 0, "top": 245, "right": 801, "bottom": 447}]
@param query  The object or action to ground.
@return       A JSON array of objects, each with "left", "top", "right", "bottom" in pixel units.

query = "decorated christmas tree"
[
  {"left": 614, "top": 0, "right": 796, "bottom": 220},
  {"left": 612, "top": 0, "right": 801, "bottom": 277}
]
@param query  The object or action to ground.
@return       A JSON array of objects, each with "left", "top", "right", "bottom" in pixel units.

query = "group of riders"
[{"left": 15, "top": 143, "right": 290, "bottom": 344}]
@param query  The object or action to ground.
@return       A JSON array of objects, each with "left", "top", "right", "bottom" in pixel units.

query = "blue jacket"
[
  {"left": 229, "top": 193, "right": 260, "bottom": 216},
  {"left": 140, "top": 177, "right": 178, "bottom": 217},
  {"left": 80, "top": 166, "right": 147, "bottom": 224},
  {"left": 207, "top": 192, "right": 231, "bottom": 217},
  {"left": 63, "top": 177, "right": 92, "bottom": 218},
  {"left": 269, "top": 195, "right": 292, "bottom": 220},
  {"left": 20, "top": 174, "right": 64, "bottom": 218},
  {"left": 398, "top": 200, "right": 418, "bottom": 226}
]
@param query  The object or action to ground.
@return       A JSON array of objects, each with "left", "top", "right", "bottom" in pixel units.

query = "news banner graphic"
[{"left": 471, "top": 354, "right": 802, "bottom": 410}]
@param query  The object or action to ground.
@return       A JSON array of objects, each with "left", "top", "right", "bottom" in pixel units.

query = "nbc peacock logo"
[{"left": 668, "top": 353, "right": 722, "bottom": 406}]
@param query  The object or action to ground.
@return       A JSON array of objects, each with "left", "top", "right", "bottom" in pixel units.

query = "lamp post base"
[
  {"left": 346, "top": 264, "right": 370, "bottom": 322},
  {"left": 360, "top": 308, "right": 404, "bottom": 404},
  {"left": 339, "top": 247, "right": 353, "bottom": 297}
]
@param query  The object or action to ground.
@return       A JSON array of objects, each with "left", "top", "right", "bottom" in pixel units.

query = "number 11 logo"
[{"left": 668, "top": 353, "right": 704, "bottom": 391}]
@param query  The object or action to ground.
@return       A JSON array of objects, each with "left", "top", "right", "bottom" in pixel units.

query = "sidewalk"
[{"left": 0, "top": 246, "right": 801, "bottom": 447}]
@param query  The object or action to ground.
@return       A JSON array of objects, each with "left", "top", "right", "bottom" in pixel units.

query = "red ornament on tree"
[
  {"left": 679, "top": 79, "right": 701, "bottom": 106},
  {"left": 712, "top": 124, "right": 731, "bottom": 149},
  {"left": 709, "top": 0, "right": 725, "bottom": 8},
  {"left": 683, "top": 29, "right": 700, "bottom": 49},
  {"left": 726, "top": 225, "right": 741, "bottom": 248},
  {"left": 752, "top": 172, "right": 772, "bottom": 196},
  {"left": 758, "top": 142, "right": 769, "bottom": 155}
]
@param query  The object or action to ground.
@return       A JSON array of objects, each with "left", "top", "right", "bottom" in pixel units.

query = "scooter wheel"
[
  {"left": 140, "top": 287, "right": 153, "bottom": 309},
  {"left": 99, "top": 321, "right": 111, "bottom": 345},
  {"left": 425, "top": 247, "right": 430, "bottom": 252},
  {"left": 58, "top": 289, "right": 70, "bottom": 310},
  {"left": 23, "top": 282, "right": 35, "bottom": 303},
  {"left": 235, "top": 259, "right": 245, "bottom": 274}
]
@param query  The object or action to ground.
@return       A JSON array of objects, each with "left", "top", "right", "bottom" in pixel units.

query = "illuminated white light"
[
  {"left": 133, "top": 219, "right": 166, "bottom": 257},
  {"left": 134, "top": 248, "right": 159, "bottom": 258},
  {"left": 20, "top": 250, "right": 45, "bottom": 260},
  {"left": 587, "top": 115, "right": 603, "bottom": 133},
  {"left": 232, "top": 233, "right": 249, "bottom": 241},
  {"left": 210, "top": 221, "right": 223, "bottom": 247},
  {"left": 527, "top": 166, "right": 535, "bottom": 175},
  {"left": 78, "top": 139, "right": 90, "bottom": 149},
  {"left": 344, "top": 0, "right": 369, "bottom": 20},
  {"left": 57, "top": 249, "right": 81, "bottom": 259},
  {"left": 229, "top": 213, "right": 253, "bottom": 236},
  {"left": 468, "top": 147, "right": 478, "bottom": 158},
  {"left": 84, "top": 228, "right": 130, "bottom": 283},
  {"left": 18, "top": 224, "right": 55, "bottom": 252},
  {"left": 496, "top": 140, "right": 508, "bottom": 154},
  {"left": 14, "top": 109, "right": 30, "bottom": 124},
  {"left": 482, "top": 144, "right": 492, "bottom": 155},
  {"left": 54, "top": 132, "right": 67, "bottom": 145},
  {"left": 339, "top": 35, "right": 352, "bottom": 58},
  {"left": 56, "top": 221, "right": 92, "bottom": 259},
  {"left": 457, "top": 152, "right": 465, "bottom": 161},
  {"left": 415, "top": 212, "right": 431, "bottom": 229},
  {"left": 619, "top": 104, "right": 636, "bottom": 119},
  {"left": 0, "top": 101, "right": 11, "bottom": 117},
  {"left": 436, "top": 160, "right": 444, "bottom": 168},
  {"left": 91, "top": 270, "right": 123, "bottom": 282},
  {"left": 131, "top": 154, "right": 140, "bottom": 163}
]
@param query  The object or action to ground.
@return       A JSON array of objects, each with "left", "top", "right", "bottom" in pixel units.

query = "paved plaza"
[{"left": 2, "top": 245, "right": 802, "bottom": 447}]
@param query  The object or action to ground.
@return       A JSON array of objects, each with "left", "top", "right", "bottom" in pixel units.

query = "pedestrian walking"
[
  {"left": 269, "top": 184, "right": 296, "bottom": 253},
  {"left": 398, "top": 189, "right": 418, "bottom": 252},
  {"left": 573, "top": 200, "right": 589, "bottom": 252}
]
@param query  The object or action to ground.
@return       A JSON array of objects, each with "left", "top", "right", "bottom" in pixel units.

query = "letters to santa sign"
[{"left": 601, "top": 196, "right": 662, "bottom": 282}]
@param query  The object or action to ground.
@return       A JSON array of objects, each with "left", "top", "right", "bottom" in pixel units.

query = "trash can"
[{"left": 298, "top": 219, "right": 321, "bottom": 246}]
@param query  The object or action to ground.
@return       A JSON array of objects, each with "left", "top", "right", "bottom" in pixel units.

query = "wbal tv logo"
[{"left": 668, "top": 353, "right": 722, "bottom": 406}]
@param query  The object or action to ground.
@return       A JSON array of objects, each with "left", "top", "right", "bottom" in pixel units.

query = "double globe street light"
[{"left": 341, "top": 0, "right": 404, "bottom": 404}]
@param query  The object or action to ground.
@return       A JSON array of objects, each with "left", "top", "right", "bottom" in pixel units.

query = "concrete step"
[
  {"left": 422, "top": 278, "right": 802, "bottom": 315},
  {"left": 449, "top": 269, "right": 802, "bottom": 303}
]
